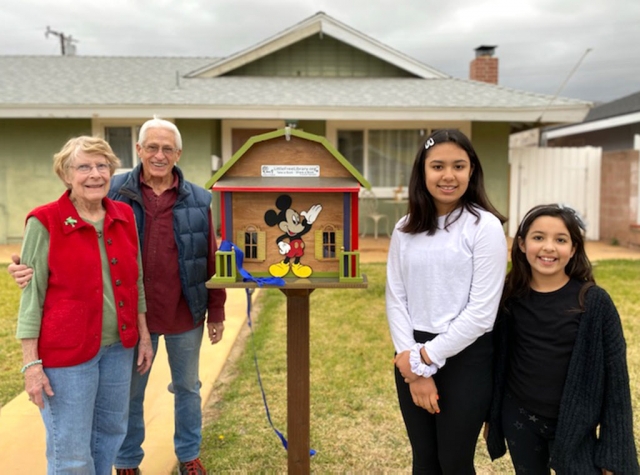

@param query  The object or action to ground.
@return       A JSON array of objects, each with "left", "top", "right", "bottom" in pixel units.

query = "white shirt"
[{"left": 385, "top": 206, "right": 507, "bottom": 368}]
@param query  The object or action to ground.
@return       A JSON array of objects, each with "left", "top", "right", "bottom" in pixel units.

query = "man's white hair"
[{"left": 138, "top": 115, "right": 182, "bottom": 150}]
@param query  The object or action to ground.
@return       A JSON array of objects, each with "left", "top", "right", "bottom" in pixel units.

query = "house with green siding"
[{"left": 0, "top": 12, "right": 590, "bottom": 244}]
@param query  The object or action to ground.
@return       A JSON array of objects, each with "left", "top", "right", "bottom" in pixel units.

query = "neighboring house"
[
  {"left": 538, "top": 91, "right": 640, "bottom": 247},
  {"left": 0, "top": 12, "right": 590, "bottom": 244},
  {"left": 541, "top": 90, "right": 640, "bottom": 150}
]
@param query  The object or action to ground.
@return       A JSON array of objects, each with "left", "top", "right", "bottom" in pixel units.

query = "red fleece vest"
[{"left": 29, "top": 191, "right": 140, "bottom": 367}]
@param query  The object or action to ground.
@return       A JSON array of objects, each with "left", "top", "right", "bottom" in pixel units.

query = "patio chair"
[{"left": 360, "top": 189, "right": 390, "bottom": 239}]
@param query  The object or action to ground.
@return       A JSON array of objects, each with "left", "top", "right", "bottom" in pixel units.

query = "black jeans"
[{"left": 395, "top": 331, "right": 493, "bottom": 475}]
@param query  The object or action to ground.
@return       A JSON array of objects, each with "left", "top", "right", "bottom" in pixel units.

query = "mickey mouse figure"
[{"left": 264, "top": 194, "right": 322, "bottom": 278}]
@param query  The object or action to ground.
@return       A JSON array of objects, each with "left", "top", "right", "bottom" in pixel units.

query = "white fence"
[{"left": 508, "top": 147, "right": 602, "bottom": 240}]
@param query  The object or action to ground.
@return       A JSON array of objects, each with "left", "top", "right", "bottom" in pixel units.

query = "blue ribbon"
[
  {"left": 219, "top": 240, "right": 286, "bottom": 287},
  {"left": 219, "top": 240, "right": 316, "bottom": 456}
]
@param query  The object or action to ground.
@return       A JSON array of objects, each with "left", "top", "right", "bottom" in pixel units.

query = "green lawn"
[
  {"left": 197, "top": 261, "right": 640, "bottom": 473},
  {"left": 0, "top": 270, "right": 24, "bottom": 406},
  {"left": 1, "top": 261, "right": 638, "bottom": 472}
]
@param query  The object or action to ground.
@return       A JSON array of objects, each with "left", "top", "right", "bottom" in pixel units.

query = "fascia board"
[
  {"left": 320, "top": 21, "right": 447, "bottom": 79},
  {"left": 187, "top": 13, "right": 446, "bottom": 80},
  {"left": 543, "top": 110, "right": 640, "bottom": 140},
  {"left": 0, "top": 105, "right": 590, "bottom": 123},
  {"left": 188, "top": 23, "right": 321, "bottom": 78}
]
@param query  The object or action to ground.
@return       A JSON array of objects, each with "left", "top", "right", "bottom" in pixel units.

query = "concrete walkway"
[{"left": 0, "top": 287, "right": 254, "bottom": 474}]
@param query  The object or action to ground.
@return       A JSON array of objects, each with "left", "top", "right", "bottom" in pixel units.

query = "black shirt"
[{"left": 506, "top": 279, "right": 583, "bottom": 418}]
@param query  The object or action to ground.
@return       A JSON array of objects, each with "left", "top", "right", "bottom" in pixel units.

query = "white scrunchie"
[{"left": 409, "top": 343, "right": 438, "bottom": 378}]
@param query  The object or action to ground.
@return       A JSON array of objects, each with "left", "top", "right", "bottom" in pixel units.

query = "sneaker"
[
  {"left": 179, "top": 458, "right": 207, "bottom": 475},
  {"left": 115, "top": 469, "right": 140, "bottom": 475}
]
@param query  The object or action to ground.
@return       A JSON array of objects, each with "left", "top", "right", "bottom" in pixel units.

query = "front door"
[{"left": 231, "top": 128, "right": 275, "bottom": 155}]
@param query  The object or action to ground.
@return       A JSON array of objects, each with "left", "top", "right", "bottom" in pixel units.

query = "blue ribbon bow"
[{"left": 219, "top": 240, "right": 286, "bottom": 287}]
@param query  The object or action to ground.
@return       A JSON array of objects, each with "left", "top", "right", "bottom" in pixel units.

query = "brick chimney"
[{"left": 470, "top": 45, "right": 498, "bottom": 84}]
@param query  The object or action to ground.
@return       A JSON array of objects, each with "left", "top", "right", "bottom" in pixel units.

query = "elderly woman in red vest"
[{"left": 16, "top": 136, "right": 153, "bottom": 474}]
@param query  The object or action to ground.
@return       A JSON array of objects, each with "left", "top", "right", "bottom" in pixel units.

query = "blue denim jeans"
[
  {"left": 41, "top": 341, "right": 133, "bottom": 475},
  {"left": 115, "top": 324, "right": 204, "bottom": 467}
]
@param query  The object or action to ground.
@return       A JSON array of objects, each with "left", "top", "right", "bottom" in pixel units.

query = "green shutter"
[
  {"left": 315, "top": 230, "right": 323, "bottom": 260},
  {"left": 257, "top": 231, "right": 266, "bottom": 261},
  {"left": 314, "top": 229, "right": 343, "bottom": 260},
  {"left": 237, "top": 231, "right": 245, "bottom": 252},
  {"left": 336, "top": 229, "right": 343, "bottom": 253}
]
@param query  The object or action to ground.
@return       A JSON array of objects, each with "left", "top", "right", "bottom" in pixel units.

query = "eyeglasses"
[
  {"left": 143, "top": 145, "right": 178, "bottom": 156},
  {"left": 71, "top": 163, "right": 111, "bottom": 174}
]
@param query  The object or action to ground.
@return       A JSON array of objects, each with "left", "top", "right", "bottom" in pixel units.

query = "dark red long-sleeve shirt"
[{"left": 140, "top": 172, "right": 225, "bottom": 334}]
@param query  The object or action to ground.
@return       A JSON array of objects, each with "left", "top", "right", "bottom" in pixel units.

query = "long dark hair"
[
  {"left": 503, "top": 204, "right": 595, "bottom": 310},
  {"left": 401, "top": 129, "right": 506, "bottom": 235}
]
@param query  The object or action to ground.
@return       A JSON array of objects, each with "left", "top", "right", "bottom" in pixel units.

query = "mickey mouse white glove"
[
  {"left": 301, "top": 204, "right": 322, "bottom": 224},
  {"left": 278, "top": 241, "right": 290, "bottom": 255}
]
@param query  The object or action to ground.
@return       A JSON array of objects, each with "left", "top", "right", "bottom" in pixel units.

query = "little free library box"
[
  {"left": 205, "top": 127, "right": 370, "bottom": 474},
  {"left": 205, "top": 127, "right": 371, "bottom": 286}
]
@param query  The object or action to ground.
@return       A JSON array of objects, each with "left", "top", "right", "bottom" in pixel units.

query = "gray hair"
[{"left": 138, "top": 115, "right": 182, "bottom": 150}]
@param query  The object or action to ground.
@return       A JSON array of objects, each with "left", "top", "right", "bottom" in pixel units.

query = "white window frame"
[{"left": 326, "top": 121, "right": 471, "bottom": 198}]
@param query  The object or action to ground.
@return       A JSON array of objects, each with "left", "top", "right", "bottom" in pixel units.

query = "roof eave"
[
  {"left": 542, "top": 109, "right": 640, "bottom": 140},
  {"left": 0, "top": 104, "right": 591, "bottom": 123}
]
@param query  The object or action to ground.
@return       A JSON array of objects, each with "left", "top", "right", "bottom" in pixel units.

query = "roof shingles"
[{"left": 0, "top": 56, "right": 588, "bottom": 110}]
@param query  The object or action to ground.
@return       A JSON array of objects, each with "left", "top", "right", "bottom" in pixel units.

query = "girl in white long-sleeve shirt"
[{"left": 387, "top": 129, "right": 507, "bottom": 474}]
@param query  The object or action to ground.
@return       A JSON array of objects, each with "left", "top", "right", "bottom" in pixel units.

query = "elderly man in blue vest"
[
  {"left": 109, "top": 117, "right": 225, "bottom": 475},
  {"left": 10, "top": 116, "right": 225, "bottom": 475}
]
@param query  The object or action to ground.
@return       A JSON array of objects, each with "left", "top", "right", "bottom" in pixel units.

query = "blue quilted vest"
[{"left": 109, "top": 164, "right": 211, "bottom": 324}]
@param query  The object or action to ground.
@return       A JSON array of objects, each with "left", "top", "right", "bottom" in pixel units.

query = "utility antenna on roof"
[
  {"left": 45, "top": 26, "right": 78, "bottom": 56},
  {"left": 536, "top": 48, "right": 592, "bottom": 123}
]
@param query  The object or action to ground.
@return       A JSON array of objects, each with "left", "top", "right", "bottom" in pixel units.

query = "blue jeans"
[
  {"left": 116, "top": 324, "right": 204, "bottom": 467},
  {"left": 41, "top": 342, "right": 133, "bottom": 475}
]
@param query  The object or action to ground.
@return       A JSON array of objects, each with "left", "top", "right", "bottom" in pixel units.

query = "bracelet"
[{"left": 21, "top": 359, "right": 43, "bottom": 373}]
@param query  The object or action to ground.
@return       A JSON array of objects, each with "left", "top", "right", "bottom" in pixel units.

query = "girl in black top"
[{"left": 486, "top": 204, "right": 638, "bottom": 474}]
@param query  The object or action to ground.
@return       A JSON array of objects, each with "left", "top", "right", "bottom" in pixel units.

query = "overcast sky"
[{"left": 2, "top": 0, "right": 639, "bottom": 104}]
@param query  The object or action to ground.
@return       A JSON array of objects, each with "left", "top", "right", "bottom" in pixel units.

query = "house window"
[
  {"left": 337, "top": 130, "right": 364, "bottom": 176},
  {"left": 314, "top": 226, "right": 343, "bottom": 260},
  {"left": 338, "top": 129, "right": 425, "bottom": 189},
  {"left": 99, "top": 124, "right": 142, "bottom": 170},
  {"left": 237, "top": 226, "right": 266, "bottom": 261},
  {"left": 94, "top": 120, "right": 158, "bottom": 170},
  {"left": 369, "top": 130, "right": 423, "bottom": 187},
  {"left": 105, "top": 127, "right": 134, "bottom": 168}
]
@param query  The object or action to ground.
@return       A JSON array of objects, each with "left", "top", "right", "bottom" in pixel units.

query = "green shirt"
[{"left": 16, "top": 216, "right": 147, "bottom": 346}]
